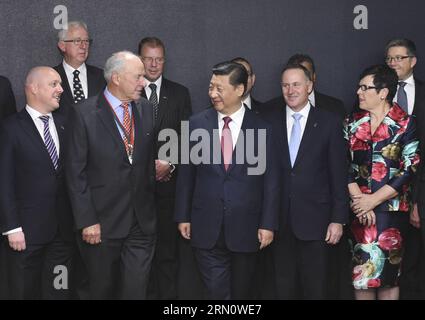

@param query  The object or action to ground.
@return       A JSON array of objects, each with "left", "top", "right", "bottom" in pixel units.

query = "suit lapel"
[
  {"left": 156, "top": 79, "right": 169, "bottom": 129},
  {"left": 96, "top": 94, "right": 129, "bottom": 161},
  {"left": 18, "top": 110, "right": 57, "bottom": 172},
  {"left": 292, "top": 107, "right": 318, "bottom": 168},
  {"left": 204, "top": 108, "right": 224, "bottom": 177}
]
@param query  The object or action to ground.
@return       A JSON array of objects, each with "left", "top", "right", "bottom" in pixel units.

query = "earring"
[{"left": 380, "top": 97, "right": 385, "bottom": 100}]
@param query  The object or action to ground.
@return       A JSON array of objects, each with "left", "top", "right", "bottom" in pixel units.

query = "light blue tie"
[
  {"left": 289, "top": 113, "right": 302, "bottom": 167},
  {"left": 397, "top": 81, "right": 408, "bottom": 113}
]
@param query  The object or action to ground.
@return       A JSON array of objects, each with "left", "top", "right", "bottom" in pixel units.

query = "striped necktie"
[{"left": 39, "top": 115, "right": 59, "bottom": 170}]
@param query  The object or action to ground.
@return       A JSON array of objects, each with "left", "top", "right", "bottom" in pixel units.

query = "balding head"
[{"left": 25, "top": 67, "right": 63, "bottom": 114}]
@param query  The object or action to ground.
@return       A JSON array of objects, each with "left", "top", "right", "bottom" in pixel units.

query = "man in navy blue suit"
[
  {"left": 174, "top": 61, "right": 280, "bottom": 300},
  {"left": 0, "top": 67, "right": 75, "bottom": 299},
  {"left": 262, "top": 64, "right": 348, "bottom": 299}
]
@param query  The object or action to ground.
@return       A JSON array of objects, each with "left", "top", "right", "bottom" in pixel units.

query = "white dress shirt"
[
  {"left": 63, "top": 60, "right": 88, "bottom": 99},
  {"left": 145, "top": 75, "right": 163, "bottom": 101},
  {"left": 393, "top": 74, "right": 415, "bottom": 115},
  {"left": 2, "top": 105, "right": 60, "bottom": 236},
  {"left": 286, "top": 102, "right": 311, "bottom": 144},
  {"left": 217, "top": 103, "right": 245, "bottom": 150}
]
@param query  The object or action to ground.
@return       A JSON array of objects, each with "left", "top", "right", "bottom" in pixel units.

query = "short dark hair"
[
  {"left": 281, "top": 63, "right": 312, "bottom": 81},
  {"left": 359, "top": 64, "right": 398, "bottom": 104},
  {"left": 212, "top": 61, "right": 248, "bottom": 94},
  {"left": 287, "top": 53, "right": 315, "bottom": 74},
  {"left": 385, "top": 38, "right": 417, "bottom": 57},
  {"left": 231, "top": 57, "right": 253, "bottom": 75},
  {"left": 138, "top": 37, "right": 165, "bottom": 55}
]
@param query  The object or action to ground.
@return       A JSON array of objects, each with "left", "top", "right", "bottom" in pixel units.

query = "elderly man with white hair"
[{"left": 66, "top": 51, "right": 156, "bottom": 299}]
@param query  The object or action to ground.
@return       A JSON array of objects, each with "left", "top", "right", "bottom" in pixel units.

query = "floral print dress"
[{"left": 344, "top": 103, "right": 420, "bottom": 289}]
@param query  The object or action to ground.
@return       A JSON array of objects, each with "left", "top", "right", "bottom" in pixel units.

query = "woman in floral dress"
[{"left": 344, "top": 64, "right": 420, "bottom": 300}]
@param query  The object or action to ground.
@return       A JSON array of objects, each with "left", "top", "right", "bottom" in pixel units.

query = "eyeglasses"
[
  {"left": 62, "top": 38, "right": 93, "bottom": 46},
  {"left": 385, "top": 55, "right": 413, "bottom": 63},
  {"left": 357, "top": 84, "right": 379, "bottom": 91},
  {"left": 141, "top": 57, "right": 165, "bottom": 64}
]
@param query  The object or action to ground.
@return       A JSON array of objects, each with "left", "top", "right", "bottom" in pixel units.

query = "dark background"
[{"left": 0, "top": 0, "right": 424, "bottom": 113}]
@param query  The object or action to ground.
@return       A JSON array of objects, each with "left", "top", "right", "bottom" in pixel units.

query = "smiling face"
[
  {"left": 281, "top": 68, "right": 312, "bottom": 112},
  {"left": 58, "top": 26, "right": 90, "bottom": 69},
  {"left": 27, "top": 68, "right": 63, "bottom": 113},
  {"left": 386, "top": 46, "right": 416, "bottom": 81},
  {"left": 208, "top": 74, "right": 244, "bottom": 115}
]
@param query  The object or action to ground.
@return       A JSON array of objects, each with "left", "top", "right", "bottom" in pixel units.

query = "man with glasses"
[
  {"left": 138, "top": 37, "right": 193, "bottom": 299},
  {"left": 54, "top": 21, "right": 105, "bottom": 119},
  {"left": 386, "top": 39, "right": 425, "bottom": 300}
]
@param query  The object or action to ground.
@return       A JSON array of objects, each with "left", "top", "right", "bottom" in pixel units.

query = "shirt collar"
[
  {"left": 286, "top": 101, "right": 311, "bottom": 118},
  {"left": 147, "top": 75, "right": 162, "bottom": 90},
  {"left": 218, "top": 103, "right": 245, "bottom": 127},
  {"left": 25, "top": 104, "right": 53, "bottom": 120},
  {"left": 62, "top": 60, "right": 87, "bottom": 76},
  {"left": 403, "top": 74, "right": 415, "bottom": 86},
  {"left": 242, "top": 95, "right": 252, "bottom": 109},
  {"left": 104, "top": 87, "right": 127, "bottom": 112}
]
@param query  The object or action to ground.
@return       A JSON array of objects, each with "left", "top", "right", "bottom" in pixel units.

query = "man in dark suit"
[
  {"left": 0, "top": 75, "right": 16, "bottom": 120},
  {"left": 231, "top": 57, "right": 262, "bottom": 114},
  {"left": 54, "top": 21, "right": 105, "bottom": 118},
  {"left": 175, "top": 61, "right": 280, "bottom": 300},
  {"left": 138, "top": 36, "right": 193, "bottom": 300},
  {"left": 386, "top": 38, "right": 425, "bottom": 300},
  {"left": 66, "top": 51, "right": 156, "bottom": 299},
  {"left": 262, "top": 64, "right": 348, "bottom": 299},
  {"left": 0, "top": 67, "right": 75, "bottom": 299},
  {"left": 0, "top": 75, "right": 16, "bottom": 299}
]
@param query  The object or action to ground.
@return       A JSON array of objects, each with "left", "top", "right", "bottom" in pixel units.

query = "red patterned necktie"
[
  {"left": 121, "top": 102, "right": 131, "bottom": 143},
  {"left": 221, "top": 116, "right": 233, "bottom": 171}
]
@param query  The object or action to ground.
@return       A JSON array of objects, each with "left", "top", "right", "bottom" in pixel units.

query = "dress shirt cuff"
[{"left": 2, "top": 227, "right": 23, "bottom": 235}]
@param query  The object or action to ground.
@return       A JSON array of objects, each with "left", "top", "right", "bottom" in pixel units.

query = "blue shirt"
[{"left": 103, "top": 88, "right": 133, "bottom": 140}]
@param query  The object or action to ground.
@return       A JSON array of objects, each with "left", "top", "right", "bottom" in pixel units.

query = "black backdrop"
[{"left": 1, "top": 0, "right": 424, "bottom": 113}]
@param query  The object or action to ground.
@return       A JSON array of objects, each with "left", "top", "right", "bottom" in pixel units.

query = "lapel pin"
[{"left": 313, "top": 123, "right": 318, "bottom": 128}]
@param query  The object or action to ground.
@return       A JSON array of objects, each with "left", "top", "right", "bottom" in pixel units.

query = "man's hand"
[
  {"left": 155, "top": 160, "right": 172, "bottom": 182},
  {"left": 82, "top": 223, "right": 101, "bottom": 245},
  {"left": 410, "top": 203, "right": 421, "bottom": 229},
  {"left": 178, "top": 223, "right": 191, "bottom": 240},
  {"left": 325, "top": 223, "right": 343, "bottom": 245},
  {"left": 258, "top": 229, "right": 274, "bottom": 249},
  {"left": 8, "top": 231, "right": 26, "bottom": 251}
]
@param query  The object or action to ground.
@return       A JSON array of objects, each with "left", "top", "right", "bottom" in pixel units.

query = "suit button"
[{"left": 291, "top": 172, "right": 295, "bottom": 177}]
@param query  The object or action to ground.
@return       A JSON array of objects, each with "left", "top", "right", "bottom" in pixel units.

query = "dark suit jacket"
[
  {"left": 0, "top": 76, "right": 16, "bottom": 120},
  {"left": 314, "top": 91, "right": 346, "bottom": 119},
  {"left": 66, "top": 93, "right": 156, "bottom": 239},
  {"left": 53, "top": 63, "right": 106, "bottom": 119},
  {"left": 262, "top": 104, "right": 348, "bottom": 241},
  {"left": 0, "top": 109, "right": 74, "bottom": 244},
  {"left": 142, "top": 78, "right": 192, "bottom": 197},
  {"left": 250, "top": 97, "right": 262, "bottom": 115},
  {"left": 174, "top": 107, "right": 280, "bottom": 252}
]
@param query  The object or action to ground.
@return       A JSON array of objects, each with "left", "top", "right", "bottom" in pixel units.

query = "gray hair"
[
  {"left": 58, "top": 21, "right": 88, "bottom": 41},
  {"left": 104, "top": 51, "right": 140, "bottom": 82}
]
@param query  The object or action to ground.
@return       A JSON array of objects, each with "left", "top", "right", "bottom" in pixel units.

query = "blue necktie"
[
  {"left": 39, "top": 115, "right": 59, "bottom": 170},
  {"left": 397, "top": 81, "right": 408, "bottom": 113},
  {"left": 289, "top": 113, "right": 302, "bottom": 167}
]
